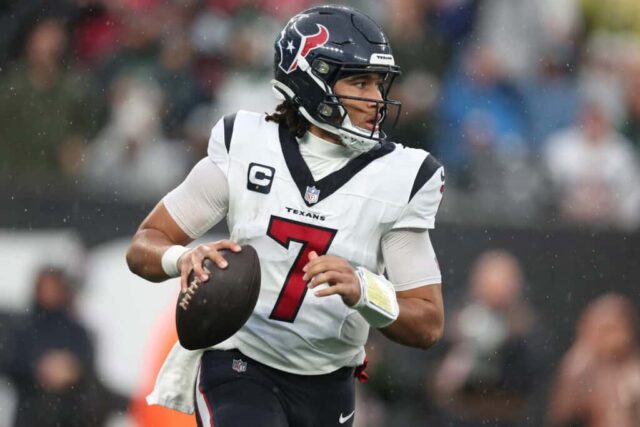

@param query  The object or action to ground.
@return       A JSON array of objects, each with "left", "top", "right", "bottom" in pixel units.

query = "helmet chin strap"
[
  {"left": 302, "top": 105, "right": 380, "bottom": 153},
  {"left": 271, "top": 77, "right": 381, "bottom": 153},
  {"left": 336, "top": 116, "right": 381, "bottom": 153}
]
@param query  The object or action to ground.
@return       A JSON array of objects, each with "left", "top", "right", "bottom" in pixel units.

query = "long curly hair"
[{"left": 265, "top": 100, "right": 310, "bottom": 138}]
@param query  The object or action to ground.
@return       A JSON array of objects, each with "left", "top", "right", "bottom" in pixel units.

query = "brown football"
[{"left": 176, "top": 245, "right": 261, "bottom": 350}]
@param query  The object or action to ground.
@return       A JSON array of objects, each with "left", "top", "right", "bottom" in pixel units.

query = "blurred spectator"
[
  {"left": 82, "top": 76, "right": 191, "bottom": 202},
  {"left": 433, "top": 250, "right": 546, "bottom": 427},
  {"left": 474, "top": 0, "right": 581, "bottom": 82},
  {"left": 71, "top": 3, "right": 122, "bottom": 68},
  {"left": 211, "top": 13, "right": 280, "bottom": 116},
  {"left": 182, "top": 103, "right": 217, "bottom": 160},
  {"left": 543, "top": 97, "right": 640, "bottom": 229},
  {"left": 518, "top": 48, "right": 580, "bottom": 147},
  {"left": 0, "top": 17, "right": 104, "bottom": 192},
  {"left": 433, "top": 42, "right": 549, "bottom": 226},
  {"left": 156, "top": 32, "right": 207, "bottom": 136},
  {"left": 547, "top": 293, "right": 640, "bottom": 427},
  {"left": 1, "top": 266, "right": 126, "bottom": 427},
  {"left": 435, "top": 43, "right": 527, "bottom": 181},
  {"left": 153, "top": 0, "right": 201, "bottom": 37},
  {"left": 580, "top": 0, "right": 640, "bottom": 35},
  {"left": 427, "top": 0, "right": 479, "bottom": 49},
  {"left": 96, "top": 8, "right": 162, "bottom": 88},
  {"left": 578, "top": 32, "right": 640, "bottom": 128},
  {"left": 622, "top": 61, "right": 640, "bottom": 148},
  {"left": 0, "top": 1, "right": 80, "bottom": 66},
  {"left": 258, "top": 0, "right": 317, "bottom": 20},
  {"left": 382, "top": 0, "right": 447, "bottom": 150}
]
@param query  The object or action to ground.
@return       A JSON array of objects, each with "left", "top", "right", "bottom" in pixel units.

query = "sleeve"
[
  {"left": 392, "top": 154, "right": 445, "bottom": 230},
  {"left": 207, "top": 113, "right": 236, "bottom": 177},
  {"left": 381, "top": 229, "right": 442, "bottom": 291},
  {"left": 162, "top": 158, "right": 229, "bottom": 239}
]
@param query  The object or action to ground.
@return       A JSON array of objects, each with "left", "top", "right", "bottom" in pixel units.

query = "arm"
[
  {"left": 379, "top": 227, "right": 444, "bottom": 349},
  {"left": 547, "top": 345, "right": 592, "bottom": 426},
  {"left": 305, "top": 229, "right": 445, "bottom": 350},
  {"left": 126, "top": 158, "right": 238, "bottom": 290},
  {"left": 126, "top": 201, "right": 194, "bottom": 282},
  {"left": 380, "top": 284, "right": 443, "bottom": 349}
]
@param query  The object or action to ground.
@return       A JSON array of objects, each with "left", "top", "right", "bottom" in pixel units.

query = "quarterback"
[{"left": 127, "top": 5, "right": 445, "bottom": 427}]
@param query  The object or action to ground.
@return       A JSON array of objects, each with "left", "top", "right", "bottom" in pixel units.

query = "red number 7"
[{"left": 267, "top": 216, "right": 337, "bottom": 322}]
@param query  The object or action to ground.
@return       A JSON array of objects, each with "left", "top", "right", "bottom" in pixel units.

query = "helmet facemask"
[
  {"left": 319, "top": 64, "right": 402, "bottom": 151},
  {"left": 273, "top": 56, "right": 401, "bottom": 153}
]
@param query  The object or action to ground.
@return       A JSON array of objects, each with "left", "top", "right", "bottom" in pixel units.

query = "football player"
[{"left": 126, "top": 5, "right": 445, "bottom": 427}]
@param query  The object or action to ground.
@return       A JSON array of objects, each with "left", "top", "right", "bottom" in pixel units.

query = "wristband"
[
  {"left": 353, "top": 267, "right": 399, "bottom": 328},
  {"left": 161, "top": 245, "right": 189, "bottom": 277}
]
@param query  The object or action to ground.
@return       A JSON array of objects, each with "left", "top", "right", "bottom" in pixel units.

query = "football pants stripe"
[{"left": 195, "top": 367, "right": 215, "bottom": 427}]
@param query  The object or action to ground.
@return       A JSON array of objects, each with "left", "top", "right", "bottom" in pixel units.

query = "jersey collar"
[{"left": 279, "top": 124, "right": 395, "bottom": 207}]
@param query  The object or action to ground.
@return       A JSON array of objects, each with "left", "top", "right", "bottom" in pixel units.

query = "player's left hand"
[{"left": 303, "top": 251, "right": 361, "bottom": 307}]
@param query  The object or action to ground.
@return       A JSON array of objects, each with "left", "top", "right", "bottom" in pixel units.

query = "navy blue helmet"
[{"left": 271, "top": 5, "right": 401, "bottom": 152}]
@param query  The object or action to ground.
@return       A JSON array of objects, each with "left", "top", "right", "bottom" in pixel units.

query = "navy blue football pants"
[{"left": 195, "top": 349, "right": 356, "bottom": 427}]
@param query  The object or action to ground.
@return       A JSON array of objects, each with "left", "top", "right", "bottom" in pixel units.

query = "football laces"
[{"left": 178, "top": 277, "right": 201, "bottom": 311}]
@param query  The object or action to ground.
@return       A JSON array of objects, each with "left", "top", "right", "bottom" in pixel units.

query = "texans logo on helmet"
[{"left": 278, "top": 23, "right": 329, "bottom": 74}]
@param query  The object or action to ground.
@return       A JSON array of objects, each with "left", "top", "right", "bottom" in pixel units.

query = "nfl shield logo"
[
  {"left": 232, "top": 359, "right": 247, "bottom": 373},
  {"left": 304, "top": 186, "right": 320, "bottom": 204}
]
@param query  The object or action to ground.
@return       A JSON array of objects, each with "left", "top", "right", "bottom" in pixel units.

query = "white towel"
[{"left": 146, "top": 341, "right": 205, "bottom": 414}]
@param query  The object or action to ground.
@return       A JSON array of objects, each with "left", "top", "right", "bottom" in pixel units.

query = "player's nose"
[
  {"left": 363, "top": 88, "right": 382, "bottom": 113},
  {"left": 365, "top": 84, "right": 383, "bottom": 103}
]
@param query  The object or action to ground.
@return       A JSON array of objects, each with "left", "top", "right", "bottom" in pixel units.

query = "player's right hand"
[{"left": 178, "top": 240, "right": 242, "bottom": 292}]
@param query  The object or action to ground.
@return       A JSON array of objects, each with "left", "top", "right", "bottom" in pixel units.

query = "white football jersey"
[{"left": 208, "top": 111, "right": 444, "bottom": 375}]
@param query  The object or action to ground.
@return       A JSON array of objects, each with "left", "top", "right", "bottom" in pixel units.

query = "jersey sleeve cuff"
[
  {"left": 390, "top": 218, "right": 435, "bottom": 230},
  {"left": 162, "top": 195, "right": 200, "bottom": 239},
  {"left": 393, "top": 276, "right": 441, "bottom": 292}
]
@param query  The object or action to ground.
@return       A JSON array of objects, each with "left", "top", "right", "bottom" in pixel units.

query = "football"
[{"left": 176, "top": 245, "right": 261, "bottom": 350}]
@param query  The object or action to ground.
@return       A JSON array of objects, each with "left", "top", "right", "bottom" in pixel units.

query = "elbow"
[
  {"left": 125, "top": 243, "right": 147, "bottom": 279},
  {"left": 125, "top": 245, "right": 140, "bottom": 276},
  {"left": 126, "top": 247, "right": 163, "bottom": 282},
  {"left": 417, "top": 309, "right": 444, "bottom": 349},
  {"left": 419, "top": 300, "right": 445, "bottom": 349},
  {"left": 418, "top": 325, "right": 444, "bottom": 350}
]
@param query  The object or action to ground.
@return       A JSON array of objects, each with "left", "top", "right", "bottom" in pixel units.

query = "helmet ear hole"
[
  {"left": 318, "top": 103, "right": 333, "bottom": 118},
  {"left": 312, "top": 60, "right": 331, "bottom": 75}
]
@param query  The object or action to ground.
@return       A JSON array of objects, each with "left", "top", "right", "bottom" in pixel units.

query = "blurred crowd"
[
  {"left": 358, "top": 250, "right": 640, "bottom": 427},
  {"left": 0, "top": 266, "right": 128, "bottom": 426},
  {"left": 1, "top": 0, "right": 640, "bottom": 230},
  {"left": 2, "top": 248, "right": 639, "bottom": 427}
]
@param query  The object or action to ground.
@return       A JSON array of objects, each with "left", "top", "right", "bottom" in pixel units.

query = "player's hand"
[
  {"left": 303, "top": 251, "right": 361, "bottom": 307},
  {"left": 178, "top": 240, "right": 241, "bottom": 292}
]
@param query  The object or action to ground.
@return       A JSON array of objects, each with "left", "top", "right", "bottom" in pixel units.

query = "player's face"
[{"left": 333, "top": 73, "right": 384, "bottom": 132}]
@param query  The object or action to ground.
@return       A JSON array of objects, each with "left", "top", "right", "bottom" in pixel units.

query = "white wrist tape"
[
  {"left": 353, "top": 267, "right": 399, "bottom": 328},
  {"left": 161, "top": 245, "right": 189, "bottom": 277}
]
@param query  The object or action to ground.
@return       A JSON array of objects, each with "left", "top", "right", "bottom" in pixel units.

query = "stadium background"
[{"left": 1, "top": 0, "right": 639, "bottom": 426}]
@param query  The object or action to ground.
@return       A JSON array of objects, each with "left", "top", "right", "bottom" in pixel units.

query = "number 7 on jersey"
[{"left": 267, "top": 216, "right": 337, "bottom": 322}]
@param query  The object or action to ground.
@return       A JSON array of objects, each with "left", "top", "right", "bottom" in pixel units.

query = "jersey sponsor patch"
[{"left": 247, "top": 162, "right": 275, "bottom": 194}]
